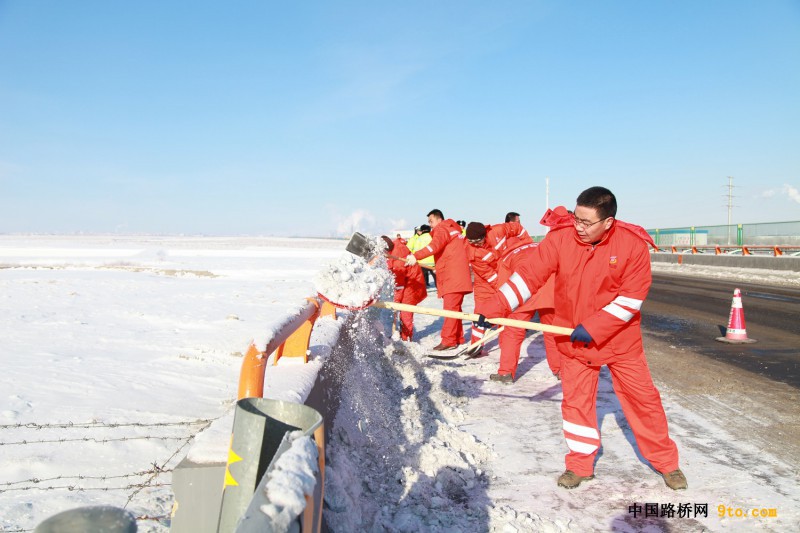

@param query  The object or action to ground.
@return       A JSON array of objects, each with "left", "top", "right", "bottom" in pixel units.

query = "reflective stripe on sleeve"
[
  {"left": 509, "top": 273, "right": 532, "bottom": 302},
  {"left": 615, "top": 296, "right": 643, "bottom": 310},
  {"left": 426, "top": 245, "right": 434, "bottom": 253},
  {"left": 494, "top": 236, "right": 506, "bottom": 250},
  {"left": 499, "top": 283, "right": 520, "bottom": 311},
  {"left": 602, "top": 302, "right": 634, "bottom": 322},
  {"left": 481, "top": 252, "right": 493, "bottom": 261},
  {"left": 487, "top": 273, "right": 497, "bottom": 283}
]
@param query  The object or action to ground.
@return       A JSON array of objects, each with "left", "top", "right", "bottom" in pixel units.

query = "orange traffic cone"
[{"left": 715, "top": 288, "right": 757, "bottom": 344}]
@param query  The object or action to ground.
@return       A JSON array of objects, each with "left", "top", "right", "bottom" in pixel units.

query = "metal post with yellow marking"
[{"left": 217, "top": 398, "right": 324, "bottom": 532}]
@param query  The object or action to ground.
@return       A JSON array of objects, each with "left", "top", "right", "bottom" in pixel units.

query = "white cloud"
[
  {"left": 336, "top": 209, "right": 376, "bottom": 236},
  {"left": 783, "top": 184, "right": 800, "bottom": 204},
  {"left": 758, "top": 184, "right": 800, "bottom": 204}
]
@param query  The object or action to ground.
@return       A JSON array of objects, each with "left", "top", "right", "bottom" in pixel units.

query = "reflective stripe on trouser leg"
[
  {"left": 440, "top": 292, "right": 466, "bottom": 346},
  {"left": 561, "top": 355, "right": 602, "bottom": 476},
  {"left": 470, "top": 325, "right": 485, "bottom": 345},
  {"left": 607, "top": 353, "right": 680, "bottom": 473},
  {"left": 496, "top": 308, "right": 535, "bottom": 376}
]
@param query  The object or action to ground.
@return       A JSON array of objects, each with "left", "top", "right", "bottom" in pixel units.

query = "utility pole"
[
  {"left": 546, "top": 176, "right": 550, "bottom": 210},
  {"left": 545, "top": 176, "right": 550, "bottom": 233},
  {"left": 726, "top": 176, "right": 735, "bottom": 245}
]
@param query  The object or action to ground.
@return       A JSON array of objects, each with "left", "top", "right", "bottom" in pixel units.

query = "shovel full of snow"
[
  {"left": 345, "top": 232, "right": 376, "bottom": 261},
  {"left": 317, "top": 234, "right": 573, "bottom": 333},
  {"left": 345, "top": 232, "right": 434, "bottom": 270}
]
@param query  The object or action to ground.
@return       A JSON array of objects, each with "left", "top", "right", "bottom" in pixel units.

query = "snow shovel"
[
  {"left": 427, "top": 326, "right": 505, "bottom": 360},
  {"left": 346, "top": 232, "right": 434, "bottom": 270},
  {"left": 345, "top": 231, "right": 373, "bottom": 259}
]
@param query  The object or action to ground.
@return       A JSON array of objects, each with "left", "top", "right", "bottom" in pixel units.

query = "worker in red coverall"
[
  {"left": 535, "top": 206, "right": 577, "bottom": 378},
  {"left": 381, "top": 236, "right": 426, "bottom": 341},
  {"left": 491, "top": 209, "right": 573, "bottom": 378},
  {"left": 476, "top": 187, "right": 686, "bottom": 491},
  {"left": 463, "top": 220, "right": 532, "bottom": 357},
  {"left": 493, "top": 243, "right": 556, "bottom": 381},
  {"left": 405, "top": 209, "right": 472, "bottom": 350}
]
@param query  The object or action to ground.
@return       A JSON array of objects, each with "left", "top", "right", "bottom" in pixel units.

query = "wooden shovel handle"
[
  {"left": 374, "top": 301, "right": 574, "bottom": 336},
  {"left": 387, "top": 254, "right": 435, "bottom": 271}
]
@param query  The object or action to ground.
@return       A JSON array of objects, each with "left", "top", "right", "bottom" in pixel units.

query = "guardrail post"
[
  {"left": 237, "top": 343, "right": 267, "bottom": 400},
  {"left": 274, "top": 298, "right": 321, "bottom": 365},
  {"left": 218, "top": 399, "right": 324, "bottom": 532}
]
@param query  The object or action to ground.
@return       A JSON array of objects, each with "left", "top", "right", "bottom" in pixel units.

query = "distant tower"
[
  {"left": 726, "top": 176, "right": 736, "bottom": 244},
  {"left": 544, "top": 176, "right": 550, "bottom": 233}
]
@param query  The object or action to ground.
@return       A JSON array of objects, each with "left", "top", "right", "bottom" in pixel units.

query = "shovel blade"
[{"left": 345, "top": 232, "right": 373, "bottom": 260}]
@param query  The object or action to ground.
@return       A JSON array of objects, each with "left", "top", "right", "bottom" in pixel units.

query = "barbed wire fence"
[{"left": 0, "top": 416, "right": 220, "bottom": 532}]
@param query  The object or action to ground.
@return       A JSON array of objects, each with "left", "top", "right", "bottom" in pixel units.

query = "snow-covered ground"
[{"left": 1, "top": 235, "right": 797, "bottom": 532}]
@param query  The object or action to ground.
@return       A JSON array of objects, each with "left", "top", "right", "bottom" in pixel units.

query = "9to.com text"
[{"left": 718, "top": 505, "right": 777, "bottom": 518}]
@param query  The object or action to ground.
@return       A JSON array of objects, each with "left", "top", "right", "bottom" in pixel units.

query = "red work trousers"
[
  {"left": 537, "top": 308, "right": 560, "bottom": 374},
  {"left": 560, "top": 351, "right": 680, "bottom": 476},
  {"left": 496, "top": 307, "right": 535, "bottom": 377},
  {"left": 440, "top": 292, "right": 467, "bottom": 346},
  {"left": 468, "top": 296, "right": 493, "bottom": 347}
]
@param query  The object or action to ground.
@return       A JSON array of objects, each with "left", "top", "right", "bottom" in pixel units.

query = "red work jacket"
[
  {"left": 466, "top": 222, "right": 532, "bottom": 300},
  {"left": 485, "top": 220, "right": 655, "bottom": 365},
  {"left": 413, "top": 218, "right": 472, "bottom": 297},
  {"left": 388, "top": 241, "right": 427, "bottom": 305}
]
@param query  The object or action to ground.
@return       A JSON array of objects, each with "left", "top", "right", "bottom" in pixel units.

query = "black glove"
[
  {"left": 570, "top": 324, "right": 592, "bottom": 347},
  {"left": 473, "top": 314, "right": 491, "bottom": 329}
]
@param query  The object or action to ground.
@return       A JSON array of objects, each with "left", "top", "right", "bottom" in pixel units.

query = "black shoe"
[{"left": 489, "top": 373, "right": 513, "bottom": 383}]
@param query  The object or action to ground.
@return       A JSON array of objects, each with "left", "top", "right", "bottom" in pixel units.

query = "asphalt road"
[{"left": 642, "top": 273, "right": 800, "bottom": 388}]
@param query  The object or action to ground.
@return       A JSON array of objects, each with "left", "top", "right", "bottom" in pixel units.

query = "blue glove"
[
  {"left": 473, "top": 314, "right": 491, "bottom": 329},
  {"left": 570, "top": 324, "right": 592, "bottom": 346}
]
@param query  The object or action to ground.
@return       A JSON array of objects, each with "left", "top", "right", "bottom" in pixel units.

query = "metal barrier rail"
[
  {"left": 237, "top": 298, "right": 336, "bottom": 400},
  {"left": 658, "top": 245, "right": 800, "bottom": 256}
]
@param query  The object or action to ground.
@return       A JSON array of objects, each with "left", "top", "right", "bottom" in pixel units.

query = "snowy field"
[{"left": 1, "top": 235, "right": 798, "bottom": 532}]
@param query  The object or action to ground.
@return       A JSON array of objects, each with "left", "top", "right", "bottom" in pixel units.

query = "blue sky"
[{"left": 1, "top": 1, "right": 798, "bottom": 237}]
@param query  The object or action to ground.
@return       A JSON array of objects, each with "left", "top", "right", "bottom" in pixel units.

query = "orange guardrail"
[
  {"left": 664, "top": 245, "right": 800, "bottom": 257},
  {"left": 237, "top": 298, "right": 337, "bottom": 400}
]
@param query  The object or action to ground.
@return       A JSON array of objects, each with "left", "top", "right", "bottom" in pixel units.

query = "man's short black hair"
[
  {"left": 427, "top": 209, "right": 444, "bottom": 220},
  {"left": 504, "top": 211, "right": 520, "bottom": 223},
  {"left": 576, "top": 186, "right": 617, "bottom": 220}
]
